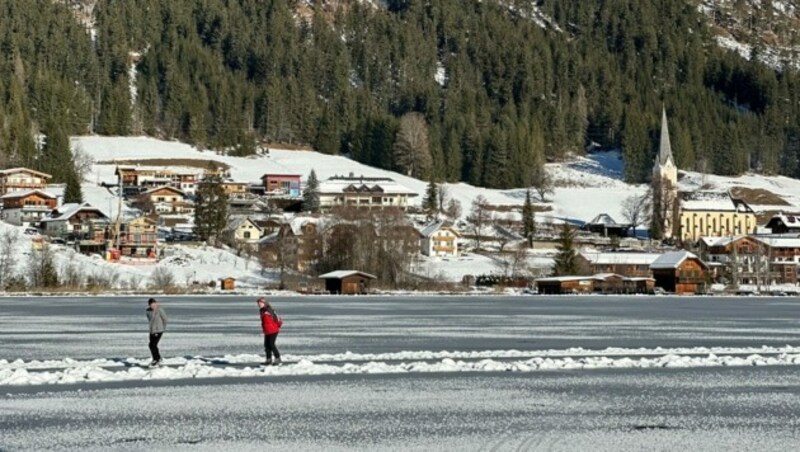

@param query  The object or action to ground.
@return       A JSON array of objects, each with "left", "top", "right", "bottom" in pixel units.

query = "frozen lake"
[{"left": 2, "top": 295, "right": 800, "bottom": 450}]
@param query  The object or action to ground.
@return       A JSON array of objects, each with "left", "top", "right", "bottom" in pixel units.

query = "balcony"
[{"left": 433, "top": 245, "right": 455, "bottom": 252}]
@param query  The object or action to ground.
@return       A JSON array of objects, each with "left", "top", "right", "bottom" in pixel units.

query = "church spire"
[{"left": 657, "top": 107, "right": 675, "bottom": 167}]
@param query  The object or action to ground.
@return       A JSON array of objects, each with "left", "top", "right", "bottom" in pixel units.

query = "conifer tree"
[
  {"left": 552, "top": 223, "right": 578, "bottom": 276},
  {"left": 522, "top": 189, "right": 536, "bottom": 248},
  {"left": 194, "top": 167, "right": 229, "bottom": 245},
  {"left": 423, "top": 178, "right": 439, "bottom": 220},
  {"left": 303, "top": 169, "right": 320, "bottom": 213}
]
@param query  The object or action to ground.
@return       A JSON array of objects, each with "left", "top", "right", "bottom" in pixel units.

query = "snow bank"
[{"left": 4, "top": 346, "right": 800, "bottom": 386}]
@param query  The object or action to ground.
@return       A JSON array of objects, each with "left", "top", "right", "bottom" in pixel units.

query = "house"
[
  {"left": 535, "top": 274, "right": 655, "bottom": 295},
  {"left": 678, "top": 191, "right": 757, "bottom": 243},
  {"left": 220, "top": 181, "right": 250, "bottom": 197},
  {"left": 319, "top": 270, "right": 376, "bottom": 294},
  {"left": 116, "top": 217, "right": 158, "bottom": 258},
  {"left": 419, "top": 221, "right": 460, "bottom": 258},
  {"left": 764, "top": 213, "right": 800, "bottom": 235},
  {"left": 261, "top": 174, "right": 302, "bottom": 197},
  {"left": 40, "top": 203, "right": 110, "bottom": 241},
  {"left": 650, "top": 251, "right": 709, "bottom": 294},
  {"left": 576, "top": 252, "right": 662, "bottom": 277},
  {"left": 535, "top": 276, "right": 596, "bottom": 294},
  {"left": 0, "top": 168, "right": 52, "bottom": 196},
  {"left": 224, "top": 217, "right": 263, "bottom": 246},
  {"left": 318, "top": 174, "right": 418, "bottom": 210},
  {"left": 0, "top": 190, "right": 58, "bottom": 227},
  {"left": 582, "top": 214, "right": 629, "bottom": 237},
  {"left": 115, "top": 166, "right": 204, "bottom": 197},
  {"left": 259, "top": 217, "right": 321, "bottom": 272},
  {"left": 135, "top": 186, "right": 192, "bottom": 215}
]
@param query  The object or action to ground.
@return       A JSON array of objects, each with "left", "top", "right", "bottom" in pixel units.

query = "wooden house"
[
  {"left": 40, "top": 203, "right": 110, "bottom": 240},
  {"left": 650, "top": 251, "right": 709, "bottom": 294},
  {"left": 576, "top": 252, "right": 662, "bottom": 277},
  {"left": 0, "top": 168, "right": 52, "bottom": 196},
  {"left": 117, "top": 217, "right": 158, "bottom": 258},
  {"left": 319, "top": 270, "right": 376, "bottom": 295},
  {"left": 0, "top": 190, "right": 58, "bottom": 226},
  {"left": 220, "top": 277, "right": 236, "bottom": 291}
]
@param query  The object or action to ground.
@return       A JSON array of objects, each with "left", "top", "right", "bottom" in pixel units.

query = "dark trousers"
[
  {"left": 264, "top": 333, "right": 280, "bottom": 360},
  {"left": 149, "top": 333, "right": 163, "bottom": 361}
]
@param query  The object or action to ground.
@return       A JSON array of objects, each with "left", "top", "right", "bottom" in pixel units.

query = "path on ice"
[{"left": 3, "top": 346, "right": 800, "bottom": 386}]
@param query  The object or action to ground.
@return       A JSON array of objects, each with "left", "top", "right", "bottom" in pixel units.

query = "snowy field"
[{"left": 2, "top": 295, "right": 800, "bottom": 449}]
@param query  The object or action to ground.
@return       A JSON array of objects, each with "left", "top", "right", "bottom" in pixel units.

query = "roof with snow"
[
  {"left": 753, "top": 236, "right": 800, "bottom": 249},
  {"left": 0, "top": 167, "right": 52, "bottom": 178},
  {"left": 318, "top": 175, "right": 418, "bottom": 196},
  {"left": 765, "top": 213, "right": 800, "bottom": 230},
  {"left": 585, "top": 214, "right": 625, "bottom": 227},
  {"left": 680, "top": 191, "right": 753, "bottom": 212},
  {"left": 650, "top": 251, "right": 705, "bottom": 270},
  {"left": 140, "top": 185, "right": 187, "bottom": 197},
  {"left": 41, "top": 203, "right": 108, "bottom": 222},
  {"left": 580, "top": 252, "right": 662, "bottom": 266},
  {"left": 318, "top": 270, "right": 377, "bottom": 280},
  {"left": 0, "top": 189, "right": 57, "bottom": 200},
  {"left": 418, "top": 220, "right": 459, "bottom": 238}
]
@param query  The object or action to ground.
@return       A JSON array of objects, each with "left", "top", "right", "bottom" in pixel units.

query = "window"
[{"left": 244, "top": 231, "right": 251, "bottom": 239}]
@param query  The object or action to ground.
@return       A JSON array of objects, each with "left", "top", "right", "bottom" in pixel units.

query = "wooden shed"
[
  {"left": 220, "top": 277, "right": 236, "bottom": 291},
  {"left": 650, "top": 251, "right": 708, "bottom": 294},
  {"left": 535, "top": 276, "right": 595, "bottom": 295},
  {"left": 318, "top": 271, "right": 377, "bottom": 295}
]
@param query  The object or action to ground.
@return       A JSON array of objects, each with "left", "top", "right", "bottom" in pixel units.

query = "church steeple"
[{"left": 656, "top": 107, "right": 675, "bottom": 167}]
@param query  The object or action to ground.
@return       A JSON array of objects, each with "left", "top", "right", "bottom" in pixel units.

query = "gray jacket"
[{"left": 146, "top": 307, "right": 167, "bottom": 334}]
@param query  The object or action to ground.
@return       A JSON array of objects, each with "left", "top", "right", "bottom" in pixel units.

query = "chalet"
[
  {"left": 318, "top": 174, "right": 418, "bottom": 210},
  {"left": 40, "top": 203, "right": 110, "bottom": 241},
  {"left": 259, "top": 218, "right": 321, "bottom": 272},
  {"left": 261, "top": 174, "right": 302, "bottom": 197},
  {"left": 418, "top": 221, "right": 460, "bottom": 258},
  {"left": 582, "top": 214, "right": 629, "bottom": 237},
  {"left": 764, "top": 213, "right": 800, "bottom": 235},
  {"left": 0, "top": 168, "right": 52, "bottom": 196},
  {"left": 319, "top": 270, "right": 376, "bottom": 295},
  {"left": 224, "top": 217, "right": 263, "bottom": 246},
  {"left": 751, "top": 236, "right": 800, "bottom": 286},
  {"left": 115, "top": 166, "right": 204, "bottom": 197},
  {"left": 220, "top": 181, "right": 250, "bottom": 197},
  {"left": 679, "top": 191, "right": 756, "bottom": 243},
  {"left": 0, "top": 190, "right": 58, "bottom": 227},
  {"left": 576, "top": 252, "right": 662, "bottom": 277},
  {"left": 650, "top": 251, "right": 709, "bottom": 294},
  {"left": 117, "top": 217, "right": 158, "bottom": 258},
  {"left": 134, "top": 186, "right": 192, "bottom": 215}
]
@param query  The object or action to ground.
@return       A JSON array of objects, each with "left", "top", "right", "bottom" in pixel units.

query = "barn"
[
  {"left": 319, "top": 271, "right": 377, "bottom": 295},
  {"left": 650, "top": 251, "right": 709, "bottom": 294}
]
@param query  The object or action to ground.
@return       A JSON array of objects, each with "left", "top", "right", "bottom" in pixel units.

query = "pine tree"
[
  {"left": 194, "top": 168, "right": 229, "bottom": 245},
  {"left": 552, "top": 222, "right": 578, "bottom": 276},
  {"left": 522, "top": 189, "right": 536, "bottom": 248},
  {"left": 64, "top": 170, "right": 83, "bottom": 204},
  {"left": 303, "top": 169, "right": 320, "bottom": 213},
  {"left": 423, "top": 178, "right": 439, "bottom": 220}
]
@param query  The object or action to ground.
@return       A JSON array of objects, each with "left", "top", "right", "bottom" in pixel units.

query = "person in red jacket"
[{"left": 257, "top": 298, "right": 283, "bottom": 365}]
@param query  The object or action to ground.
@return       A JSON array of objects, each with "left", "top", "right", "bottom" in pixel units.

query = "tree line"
[{"left": 1, "top": 0, "right": 800, "bottom": 189}]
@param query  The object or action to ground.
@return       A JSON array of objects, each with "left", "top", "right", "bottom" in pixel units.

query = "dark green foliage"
[
  {"left": 522, "top": 190, "right": 536, "bottom": 248},
  {"left": 194, "top": 170, "right": 229, "bottom": 244},
  {"left": 552, "top": 223, "right": 578, "bottom": 276},
  {"left": 303, "top": 169, "right": 320, "bottom": 213},
  {"left": 423, "top": 178, "right": 439, "bottom": 219},
  {"left": 2, "top": 0, "right": 800, "bottom": 187}
]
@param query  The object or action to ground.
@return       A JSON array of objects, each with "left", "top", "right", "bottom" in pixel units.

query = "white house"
[
  {"left": 40, "top": 203, "right": 110, "bottom": 239},
  {"left": 318, "top": 174, "right": 418, "bottom": 210},
  {"left": 224, "top": 217, "right": 263, "bottom": 246},
  {"left": 419, "top": 221, "right": 460, "bottom": 258}
]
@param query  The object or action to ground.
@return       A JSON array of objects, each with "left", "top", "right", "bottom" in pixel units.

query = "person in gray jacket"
[{"left": 146, "top": 298, "right": 167, "bottom": 367}]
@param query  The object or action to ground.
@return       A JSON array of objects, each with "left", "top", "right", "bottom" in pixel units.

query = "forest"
[{"left": 0, "top": 0, "right": 799, "bottom": 188}]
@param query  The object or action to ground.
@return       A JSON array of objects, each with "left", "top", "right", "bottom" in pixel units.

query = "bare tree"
[
  {"left": 393, "top": 112, "right": 432, "bottom": 179},
  {"left": 468, "top": 195, "right": 490, "bottom": 250},
  {"left": 0, "top": 229, "right": 20, "bottom": 289},
  {"left": 28, "top": 244, "right": 59, "bottom": 289},
  {"left": 71, "top": 143, "right": 95, "bottom": 182},
  {"left": 150, "top": 266, "right": 176, "bottom": 290},
  {"left": 445, "top": 198, "right": 462, "bottom": 221},
  {"left": 649, "top": 177, "right": 678, "bottom": 241},
  {"left": 61, "top": 261, "right": 85, "bottom": 290},
  {"left": 438, "top": 184, "right": 450, "bottom": 213},
  {"left": 620, "top": 193, "right": 648, "bottom": 237},
  {"left": 531, "top": 167, "right": 554, "bottom": 202}
]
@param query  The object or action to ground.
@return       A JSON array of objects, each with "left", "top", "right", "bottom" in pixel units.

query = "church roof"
[{"left": 656, "top": 108, "right": 675, "bottom": 167}]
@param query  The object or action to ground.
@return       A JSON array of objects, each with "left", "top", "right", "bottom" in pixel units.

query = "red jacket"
[{"left": 260, "top": 309, "right": 282, "bottom": 335}]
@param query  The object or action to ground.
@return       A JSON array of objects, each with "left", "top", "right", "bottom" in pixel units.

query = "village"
[{"left": 0, "top": 111, "right": 800, "bottom": 295}]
